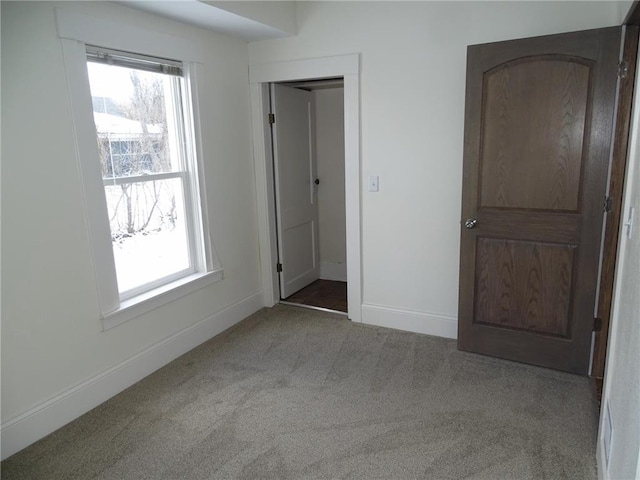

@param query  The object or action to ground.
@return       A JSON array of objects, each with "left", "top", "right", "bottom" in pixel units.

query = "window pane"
[
  {"left": 87, "top": 62, "right": 184, "bottom": 179},
  {"left": 105, "top": 178, "right": 191, "bottom": 294},
  {"left": 86, "top": 55, "right": 197, "bottom": 298}
]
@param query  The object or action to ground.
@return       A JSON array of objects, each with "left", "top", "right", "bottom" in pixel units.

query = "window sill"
[{"left": 101, "top": 268, "right": 223, "bottom": 331}]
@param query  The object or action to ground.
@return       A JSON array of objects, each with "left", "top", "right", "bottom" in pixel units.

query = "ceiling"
[{"left": 116, "top": 1, "right": 294, "bottom": 42}]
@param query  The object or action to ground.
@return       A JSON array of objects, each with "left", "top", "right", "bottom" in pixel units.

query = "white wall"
[
  {"left": 617, "top": 1, "right": 635, "bottom": 23},
  {"left": 597, "top": 35, "right": 640, "bottom": 480},
  {"left": 1, "top": 1, "right": 261, "bottom": 457},
  {"left": 313, "top": 87, "right": 346, "bottom": 281},
  {"left": 249, "top": 1, "right": 621, "bottom": 329}
]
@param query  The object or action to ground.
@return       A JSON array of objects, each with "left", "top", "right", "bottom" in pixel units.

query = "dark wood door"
[{"left": 458, "top": 27, "right": 621, "bottom": 374}]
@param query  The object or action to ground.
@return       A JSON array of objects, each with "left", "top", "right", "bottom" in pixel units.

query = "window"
[
  {"left": 57, "top": 12, "right": 221, "bottom": 329},
  {"left": 86, "top": 47, "right": 197, "bottom": 299}
]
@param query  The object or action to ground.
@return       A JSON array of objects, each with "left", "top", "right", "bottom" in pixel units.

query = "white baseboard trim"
[
  {"left": 361, "top": 303, "right": 458, "bottom": 339},
  {"left": 319, "top": 262, "right": 347, "bottom": 282},
  {"left": 596, "top": 438, "right": 606, "bottom": 480},
  {"left": 0, "top": 291, "right": 264, "bottom": 460}
]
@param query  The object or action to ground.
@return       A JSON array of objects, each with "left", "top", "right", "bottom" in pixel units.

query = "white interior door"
[{"left": 271, "top": 84, "right": 320, "bottom": 298}]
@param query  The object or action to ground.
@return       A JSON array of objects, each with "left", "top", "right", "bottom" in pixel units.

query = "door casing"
[
  {"left": 592, "top": 24, "right": 640, "bottom": 397},
  {"left": 249, "top": 54, "right": 362, "bottom": 322}
]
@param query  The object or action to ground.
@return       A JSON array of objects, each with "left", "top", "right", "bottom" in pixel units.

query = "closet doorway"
[
  {"left": 270, "top": 79, "right": 347, "bottom": 314},
  {"left": 249, "top": 53, "right": 361, "bottom": 323}
]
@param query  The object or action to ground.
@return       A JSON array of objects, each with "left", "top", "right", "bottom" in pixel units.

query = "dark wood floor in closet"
[{"left": 284, "top": 280, "right": 347, "bottom": 313}]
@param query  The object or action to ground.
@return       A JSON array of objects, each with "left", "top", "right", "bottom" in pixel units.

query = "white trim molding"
[
  {"left": 0, "top": 291, "right": 264, "bottom": 461},
  {"left": 57, "top": 9, "right": 222, "bottom": 328},
  {"left": 249, "top": 54, "right": 362, "bottom": 322},
  {"left": 250, "top": 83, "right": 280, "bottom": 308},
  {"left": 249, "top": 54, "right": 359, "bottom": 84},
  {"left": 102, "top": 269, "right": 224, "bottom": 330},
  {"left": 361, "top": 303, "right": 458, "bottom": 339}
]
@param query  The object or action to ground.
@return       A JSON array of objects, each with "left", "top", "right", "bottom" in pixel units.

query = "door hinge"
[
  {"left": 618, "top": 60, "right": 629, "bottom": 79},
  {"left": 604, "top": 195, "right": 613, "bottom": 213},
  {"left": 268, "top": 113, "right": 275, "bottom": 124},
  {"left": 276, "top": 262, "right": 283, "bottom": 272},
  {"left": 593, "top": 317, "right": 603, "bottom": 332}
]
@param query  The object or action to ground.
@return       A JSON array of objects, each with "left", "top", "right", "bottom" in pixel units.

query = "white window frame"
[{"left": 57, "top": 9, "right": 222, "bottom": 330}]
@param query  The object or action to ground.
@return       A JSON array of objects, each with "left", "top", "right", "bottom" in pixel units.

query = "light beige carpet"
[{"left": 1, "top": 305, "right": 599, "bottom": 479}]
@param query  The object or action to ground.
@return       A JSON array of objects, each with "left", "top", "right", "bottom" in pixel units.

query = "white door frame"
[{"left": 249, "top": 54, "right": 361, "bottom": 322}]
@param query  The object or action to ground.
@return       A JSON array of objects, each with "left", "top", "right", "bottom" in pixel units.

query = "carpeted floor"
[{"left": 1, "top": 305, "right": 599, "bottom": 479}]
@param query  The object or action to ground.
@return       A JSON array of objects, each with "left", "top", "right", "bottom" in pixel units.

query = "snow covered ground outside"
[{"left": 112, "top": 224, "right": 190, "bottom": 293}]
